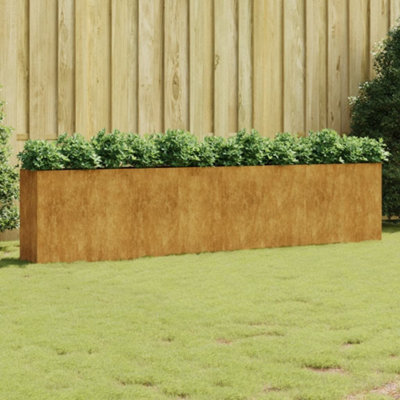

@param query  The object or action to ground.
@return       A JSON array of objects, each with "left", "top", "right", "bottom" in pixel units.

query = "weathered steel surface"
[{"left": 20, "top": 164, "right": 382, "bottom": 263}]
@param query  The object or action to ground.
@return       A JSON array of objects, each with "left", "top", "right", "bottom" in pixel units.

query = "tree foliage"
[
  {"left": 0, "top": 98, "right": 19, "bottom": 232},
  {"left": 350, "top": 24, "right": 400, "bottom": 217}
]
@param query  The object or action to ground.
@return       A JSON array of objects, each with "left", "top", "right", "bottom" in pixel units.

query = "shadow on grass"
[
  {"left": 382, "top": 221, "right": 400, "bottom": 234},
  {"left": 0, "top": 242, "right": 18, "bottom": 251},
  {"left": 0, "top": 241, "right": 28, "bottom": 268},
  {"left": 0, "top": 223, "right": 397, "bottom": 269},
  {"left": 0, "top": 258, "right": 28, "bottom": 269}
]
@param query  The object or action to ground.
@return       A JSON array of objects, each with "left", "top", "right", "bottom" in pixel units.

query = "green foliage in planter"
[
  {"left": 153, "top": 129, "right": 199, "bottom": 167},
  {"left": 18, "top": 129, "right": 388, "bottom": 171},
  {"left": 340, "top": 135, "right": 389, "bottom": 164},
  {"left": 264, "top": 133, "right": 299, "bottom": 165},
  {"left": 234, "top": 129, "right": 265, "bottom": 166},
  {"left": 18, "top": 140, "right": 67, "bottom": 171},
  {"left": 0, "top": 99, "right": 18, "bottom": 232},
  {"left": 204, "top": 135, "right": 242, "bottom": 166},
  {"left": 125, "top": 133, "right": 161, "bottom": 168},
  {"left": 191, "top": 140, "right": 216, "bottom": 167},
  {"left": 57, "top": 133, "right": 101, "bottom": 169},
  {"left": 305, "top": 129, "right": 344, "bottom": 164},
  {"left": 91, "top": 129, "right": 128, "bottom": 169},
  {"left": 350, "top": 24, "right": 400, "bottom": 217},
  {"left": 295, "top": 136, "right": 313, "bottom": 165}
]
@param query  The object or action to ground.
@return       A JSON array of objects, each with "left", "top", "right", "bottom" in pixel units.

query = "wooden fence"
[{"left": 0, "top": 0, "right": 399, "bottom": 153}]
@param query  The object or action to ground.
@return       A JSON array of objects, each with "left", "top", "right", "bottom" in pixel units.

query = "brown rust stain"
[{"left": 20, "top": 164, "right": 382, "bottom": 263}]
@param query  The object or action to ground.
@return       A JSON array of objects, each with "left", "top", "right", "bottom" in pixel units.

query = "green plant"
[
  {"left": 264, "top": 133, "right": 298, "bottom": 165},
  {"left": 340, "top": 135, "right": 389, "bottom": 164},
  {"left": 0, "top": 99, "right": 18, "bottom": 231},
  {"left": 57, "top": 133, "right": 101, "bottom": 169},
  {"left": 350, "top": 23, "right": 400, "bottom": 217},
  {"left": 191, "top": 140, "right": 216, "bottom": 167},
  {"left": 18, "top": 129, "right": 388, "bottom": 171},
  {"left": 306, "top": 129, "right": 344, "bottom": 164},
  {"left": 17, "top": 140, "right": 67, "bottom": 171},
  {"left": 336, "top": 135, "right": 364, "bottom": 164},
  {"left": 125, "top": 133, "right": 161, "bottom": 168},
  {"left": 295, "top": 136, "right": 313, "bottom": 165},
  {"left": 204, "top": 136, "right": 242, "bottom": 166},
  {"left": 234, "top": 129, "right": 265, "bottom": 166},
  {"left": 91, "top": 129, "right": 128, "bottom": 169},
  {"left": 154, "top": 129, "right": 200, "bottom": 167}
]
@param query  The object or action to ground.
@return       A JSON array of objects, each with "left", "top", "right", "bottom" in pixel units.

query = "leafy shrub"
[
  {"left": 350, "top": 23, "right": 400, "bottom": 217},
  {"left": 191, "top": 140, "right": 216, "bottom": 167},
  {"left": 204, "top": 136, "right": 242, "bottom": 166},
  {"left": 0, "top": 98, "right": 18, "bottom": 231},
  {"left": 154, "top": 129, "right": 199, "bottom": 167},
  {"left": 340, "top": 135, "right": 388, "bottom": 164},
  {"left": 18, "top": 140, "right": 67, "bottom": 170},
  {"left": 18, "top": 129, "right": 387, "bottom": 171},
  {"left": 234, "top": 129, "right": 265, "bottom": 166},
  {"left": 91, "top": 129, "right": 128, "bottom": 169},
  {"left": 125, "top": 133, "right": 161, "bottom": 168},
  {"left": 306, "top": 129, "right": 344, "bottom": 164},
  {"left": 264, "top": 133, "right": 298, "bottom": 165},
  {"left": 295, "top": 136, "right": 313, "bottom": 165},
  {"left": 57, "top": 133, "right": 101, "bottom": 169}
]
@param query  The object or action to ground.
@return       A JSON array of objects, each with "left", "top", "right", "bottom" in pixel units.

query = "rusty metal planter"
[{"left": 20, "top": 164, "right": 382, "bottom": 263}]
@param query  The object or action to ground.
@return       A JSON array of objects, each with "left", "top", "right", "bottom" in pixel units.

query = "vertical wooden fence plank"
[
  {"left": 253, "top": 0, "right": 283, "bottom": 137},
  {"left": 390, "top": 0, "right": 400, "bottom": 26},
  {"left": 349, "top": 0, "right": 369, "bottom": 115},
  {"left": 16, "top": 0, "right": 29, "bottom": 140},
  {"left": 58, "top": 0, "right": 75, "bottom": 135},
  {"left": 340, "top": 0, "right": 350, "bottom": 134},
  {"left": 75, "top": 0, "right": 89, "bottom": 136},
  {"left": 76, "top": 0, "right": 111, "bottom": 138},
  {"left": 305, "top": 0, "right": 327, "bottom": 132},
  {"left": 0, "top": 0, "right": 17, "bottom": 123},
  {"left": 189, "top": 0, "right": 213, "bottom": 138},
  {"left": 111, "top": 0, "right": 138, "bottom": 133},
  {"left": 138, "top": 0, "right": 163, "bottom": 134},
  {"left": 238, "top": 0, "right": 252, "bottom": 133},
  {"left": 0, "top": 0, "right": 18, "bottom": 159},
  {"left": 164, "top": 0, "right": 189, "bottom": 131},
  {"left": 29, "top": 0, "right": 58, "bottom": 139},
  {"left": 214, "top": 0, "right": 238, "bottom": 137},
  {"left": 327, "top": 0, "right": 349, "bottom": 133},
  {"left": 283, "top": 0, "right": 305, "bottom": 134},
  {"left": 370, "top": 0, "right": 389, "bottom": 77}
]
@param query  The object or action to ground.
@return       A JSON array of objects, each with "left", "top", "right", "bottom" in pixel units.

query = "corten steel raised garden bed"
[{"left": 20, "top": 163, "right": 382, "bottom": 263}]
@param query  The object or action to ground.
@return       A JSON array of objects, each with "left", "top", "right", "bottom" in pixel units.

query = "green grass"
[{"left": 1, "top": 225, "right": 400, "bottom": 400}]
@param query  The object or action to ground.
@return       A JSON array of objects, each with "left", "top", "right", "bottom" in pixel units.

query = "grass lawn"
[{"left": 1, "top": 225, "right": 400, "bottom": 400}]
